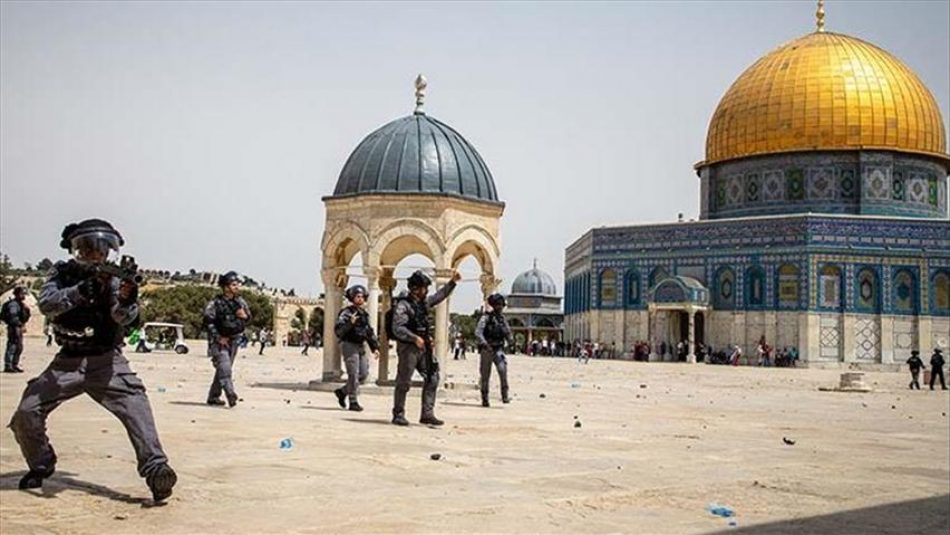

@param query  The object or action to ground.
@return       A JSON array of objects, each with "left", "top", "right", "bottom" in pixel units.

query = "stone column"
[
  {"left": 647, "top": 304, "right": 658, "bottom": 361},
  {"left": 918, "top": 316, "right": 933, "bottom": 354},
  {"left": 842, "top": 313, "right": 856, "bottom": 364},
  {"left": 320, "top": 267, "right": 346, "bottom": 381},
  {"left": 377, "top": 269, "right": 396, "bottom": 384},
  {"left": 686, "top": 308, "right": 697, "bottom": 363},
  {"left": 364, "top": 266, "right": 380, "bottom": 333},
  {"left": 880, "top": 315, "right": 894, "bottom": 364},
  {"left": 433, "top": 269, "right": 453, "bottom": 363}
]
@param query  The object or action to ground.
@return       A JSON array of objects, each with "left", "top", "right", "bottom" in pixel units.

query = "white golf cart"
[{"left": 129, "top": 322, "right": 190, "bottom": 354}]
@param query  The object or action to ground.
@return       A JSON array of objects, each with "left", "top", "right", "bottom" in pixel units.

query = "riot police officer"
[
  {"left": 8, "top": 219, "right": 177, "bottom": 503},
  {"left": 389, "top": 269, "right": 460, "bottom": 426},
  {"left": 333, "top": 285, "right": 380, "bottom": 411},
  {"left": 203, "top": 271, "right": 251, "bottom": 407},
  {"left": 475, "top": 293, "right": 514, "bottom": 407},
  {"left": 2, "top": 286, "right": 31, "bottom": 373}
]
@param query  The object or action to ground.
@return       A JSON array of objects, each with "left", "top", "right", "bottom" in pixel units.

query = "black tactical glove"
[
  {"left": 118, "top": 281, "right": 139, "bottom": 306},
  {"left": 77, "top": 277, "right": 104, "bottom": 300}
]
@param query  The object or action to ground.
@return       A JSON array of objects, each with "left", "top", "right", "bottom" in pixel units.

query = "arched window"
[
  {"left": 777, "top": 264, "right": 800, "bottom": 308},
  {"left": 932, "top": 271, "right": 949, "bottom": 314},
  {"left": 892, "top": 270, "right": 917, "bottom": 314},
  {"left": 745, "top": 266, "right": 766, "bottom": 307},
  {"left": 714, "top": 267, "right": 736, "bottom": 310},
  {"left": 625, "top": 269, "right": 641, "bottom": 306},
  {"left": 649, "top": 266, "right": 670, "bottom": 288},
  {"left": 820, "top": 265, "right": 843, "bottom": 310},
  {"left": 599, "top": 269, "right": 617, "bottom": 307},
  {"left": 855, "top": 267, "right": 880, "bottom": 312}
]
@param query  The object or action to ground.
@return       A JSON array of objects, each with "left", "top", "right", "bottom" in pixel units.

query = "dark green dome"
[{"left": 330, "top": 114, "right": 499, "bottom": 203}]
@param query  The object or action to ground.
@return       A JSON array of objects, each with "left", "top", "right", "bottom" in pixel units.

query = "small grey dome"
[
  {"left": 330, "top": 114, "right": 499, "bottom": 203},
  {"left": 512, "top": 264, "right": 558, "bottom": 296}
]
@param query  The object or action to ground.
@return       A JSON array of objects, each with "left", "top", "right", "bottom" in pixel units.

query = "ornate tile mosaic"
[{"left": 854, "top": 318, "right": 881, "bottom": 361}]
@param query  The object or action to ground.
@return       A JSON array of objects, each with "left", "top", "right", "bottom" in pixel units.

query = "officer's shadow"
[{"left": 0, "top": 470, "right": 160, "bottom": 507}]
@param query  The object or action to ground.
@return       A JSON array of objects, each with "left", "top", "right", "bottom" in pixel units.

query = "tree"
[
  {"left": 36, "top": 258, "right": 54, "bottom": 272},
  {"left": 139, "top": 285, "right": 274, "bottom": 338},
  {"left": 0, "top": 253, "right": 17, "bottom": 294},
  {"left": 290, "top": 307, "right": 306, "bottom": 333},
  {"left": 449, "top": 309, "right": 481, "bottom": 344},
  {"left": 308, "top": 307, "right": 324, "bottom": 337}
]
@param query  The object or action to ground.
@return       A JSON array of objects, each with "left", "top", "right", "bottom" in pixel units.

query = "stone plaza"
[{"left": 0, "top": 337, "right": 947, "bottom": 533}]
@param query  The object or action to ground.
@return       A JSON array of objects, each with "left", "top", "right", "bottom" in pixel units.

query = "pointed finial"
[
  {"left": 533, "top": 258, "right": 538, "bottom": 270},
  {"left": 816, "top": 0, "right": 825, "bottom": 32},
  {"left": 414, "top": 74, "right": 427, "bottom": 115}
]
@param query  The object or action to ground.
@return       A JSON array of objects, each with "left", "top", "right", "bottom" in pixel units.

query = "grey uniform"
[
  {"left": 335, "top": 306, "right": 380, "bottom": 403},
  {"left": 8, "top": 262, "right": 169, "bottom": 479},
  {"left": 475, "top": 311, "right": 513, "bottom": 401},
  {"left": 3, "top": 298, "right": 30, "bottom": 370},
  {"left": 203, "top": 295, "right": 251, "bottom": 402},
  {"left": 391, "top": 281, "right": 456, "bottom": 420}
]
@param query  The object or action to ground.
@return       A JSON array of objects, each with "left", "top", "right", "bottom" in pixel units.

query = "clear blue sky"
[{"left": 2, "top": 1, "right": 948, "bottom": 312}]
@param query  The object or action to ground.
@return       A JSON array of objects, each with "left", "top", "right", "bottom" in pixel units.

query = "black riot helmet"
[
  {"left": 345, "top": 285, "right": 368, "bottom": 302},
  {"left": 487, "top": 293, "right": 506, "bottom": 309},
  {"left": 60, "top": 219, "right": 124, "bottom": 264},
  {"left": 218, "top": 271, "right": 242, "bottom": 287},
  {"left": 407, "top": 270, "right": 432, "bottom": 290}
]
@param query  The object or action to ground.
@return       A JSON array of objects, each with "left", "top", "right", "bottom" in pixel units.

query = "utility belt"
[
  {"left": 216, "top": 323, "right": 244, "bottom": 337},
  {"left": 340, "top": 333, "right": 370, "bottom": 345},
  {"left": 53, "top": 325, "right": 118, "bottom": 357},
  {"left": 58, "top": 343, "right": 118, "bottom": 358}
]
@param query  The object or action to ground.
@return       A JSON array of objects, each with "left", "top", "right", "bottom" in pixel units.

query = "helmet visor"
[{"left": 70, "top": 231, "right": 121, "bottom": 263}]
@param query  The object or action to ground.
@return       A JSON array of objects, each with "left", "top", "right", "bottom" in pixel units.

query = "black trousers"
[{"left": 930, "top": 368, "right": 946, "bottom": 389}]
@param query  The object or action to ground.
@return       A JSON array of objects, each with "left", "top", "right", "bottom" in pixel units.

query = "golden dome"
[{"left": 703, "top": 31, "right": 948, "bottom": 166}]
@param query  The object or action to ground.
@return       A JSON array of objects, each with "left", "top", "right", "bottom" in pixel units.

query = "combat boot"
[
  {"left": 481, "top": 395, "right": 490, "bottom": 408},
  {"left": 18, "top": 467, "right": 54, "bottom": 490},
  {"left": 391, "top": 414, "right": 410, "bottom": 426},
  {"left": 226, "top": 393, "right": 239, "bottom": 408},
  {"left": 348, "top": 401, "right": 364, "bottom": 412},
  {"left": 206, "top": 398, "right": 226, "bottom": 406},
  {"left": 419, "top": 415, "right": 444, "bottom": 426},
  {"left": 146, "top": 463, "right": 177, "bottom": 503},
  {"left": 334, "top": 388, "right": 347, "bottom": 408}
]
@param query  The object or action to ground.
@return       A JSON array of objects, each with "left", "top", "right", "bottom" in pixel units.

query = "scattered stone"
[
  {"left": 539, "top": 393, "right": 546, "bottom": 398},
  {"left": 190, "top": 420, "right": 196, "bottom": 424},
  {"left": 101, "top": 429, "right": 108, "bottom": 434},
  {"left": 782, "top": 437, "right": 796, "bottom": 446},
  {"left": 639, "top": 384, "right": 647, "bottom": 389},
  {"left": 430, "top": 453, "right": 442, "bottom": 461},
  {"left": 574, "top": 421, "right": 582, "bottom": 428},
  {"left": 284, "top": 399, "right": 291, "bottom": 404},
  {"left": 114, "top": 515, "right": 127, "bottom": 520},
  {"left": 891, "top": 405, "right": 896, "bottom": 410}
]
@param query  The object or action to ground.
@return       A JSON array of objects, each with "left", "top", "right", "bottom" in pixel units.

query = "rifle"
[
  {"left": 422, "top": 328, "right": 439, "bottom": 381},
  {"left": 94, "top": 255, "right": 144, "bottom": 284}
]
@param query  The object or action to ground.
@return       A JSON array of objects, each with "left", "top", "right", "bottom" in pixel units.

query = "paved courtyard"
[{"left": 0, "top": 337, "right": 948, "bottom": 534}]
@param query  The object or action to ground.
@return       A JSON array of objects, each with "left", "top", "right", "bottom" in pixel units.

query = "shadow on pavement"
[
  {"left": 0, "top": 470, "right": 156, "bottom": 507},
  {"left": 712, "top": 494, "right": 950, "bottom": 535},
  {"left": 340, "top": 418, "right": 393, "bottom": 426},
  {"left": 250, "top": 382, "right": 311, "bottom": 392}
]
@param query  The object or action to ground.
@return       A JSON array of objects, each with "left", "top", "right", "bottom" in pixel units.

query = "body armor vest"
[
  {"left": 51, "top": 261, "right": 122, "bottom": 355},
  {"left": 212, "top": 296, "right": 246, "bottom": 337}
]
